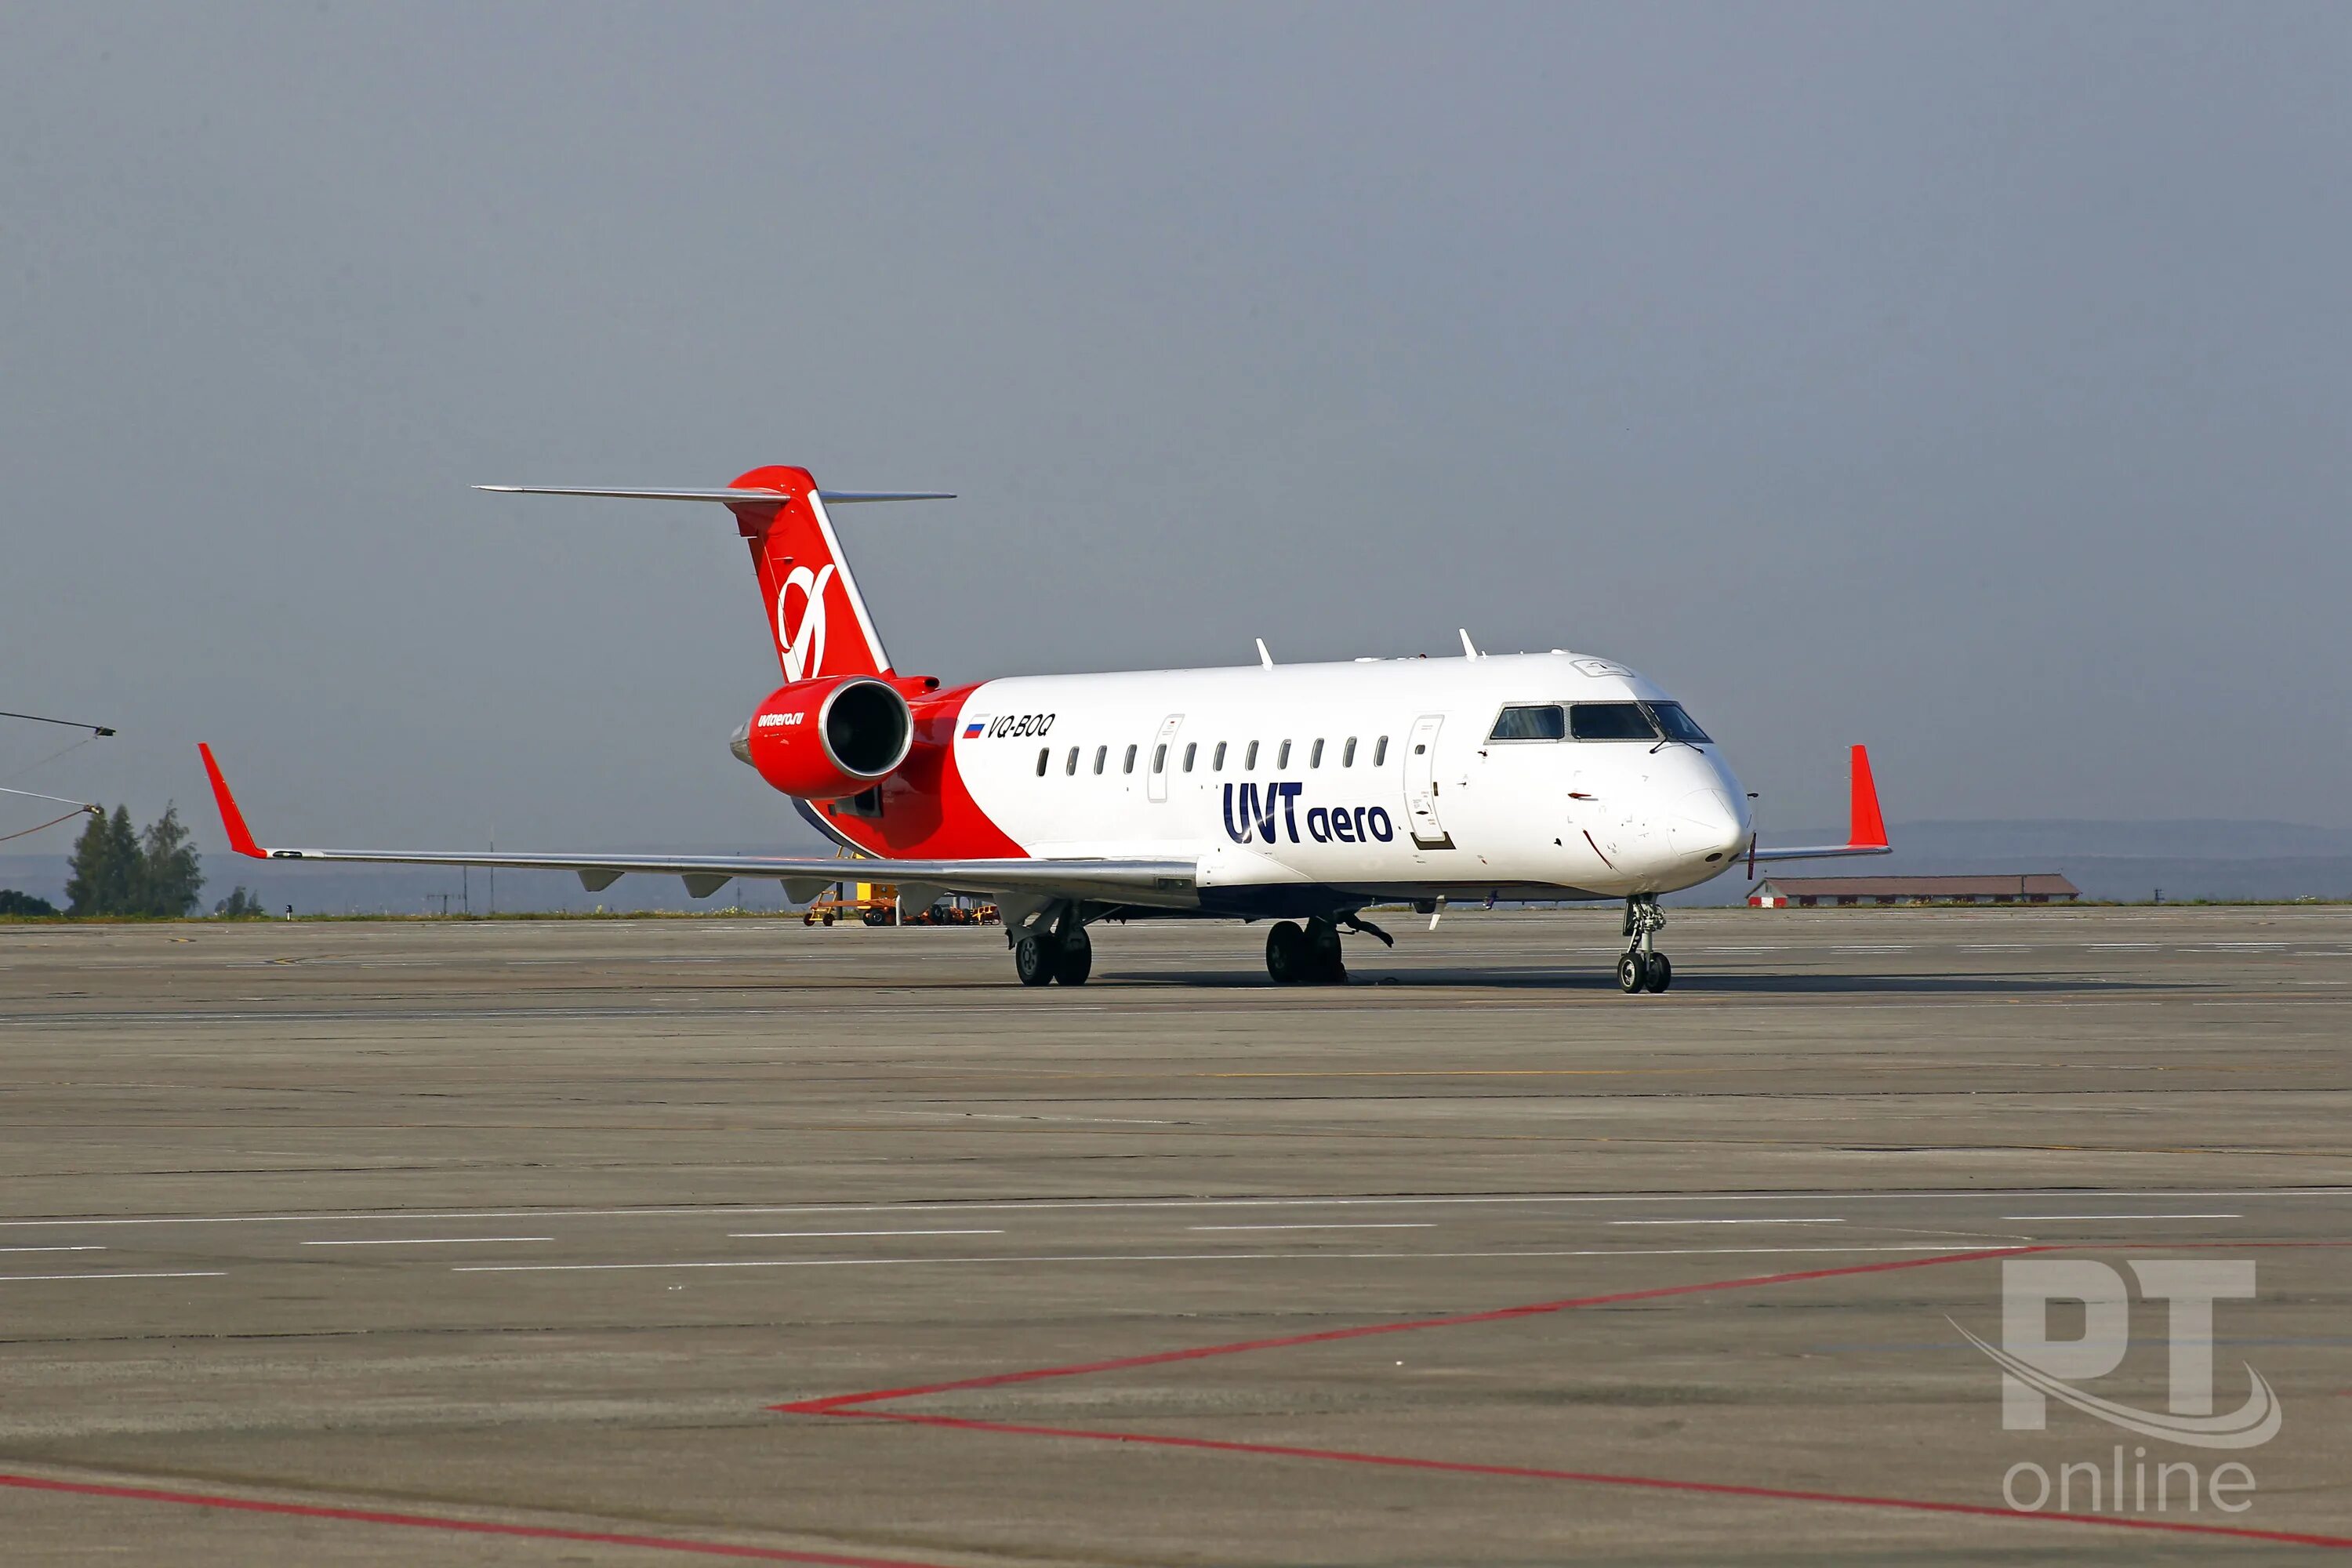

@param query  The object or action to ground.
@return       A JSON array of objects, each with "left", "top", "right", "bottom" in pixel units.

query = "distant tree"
[
  {"left": 136, "top": 803, "right": 203, "bottom": 916},
  {"left": 63, "top": 804, "right": 205, "bottom": 916},
  {"left": 64, "top": 806, "right": 140, "bottom": 916},
  {"left": 213, "top": 886, "right": 267, "bottom": 918},
  {"left": 0, "top": 890, "right": 58, "bottom": 916}
]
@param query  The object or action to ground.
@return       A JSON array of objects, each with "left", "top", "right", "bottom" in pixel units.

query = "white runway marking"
[
  {"left": 299, "top": 1236, "right": 555, "bottom": 1247},
  {"left": 2002, "top": 1213, "right": 2242, "bottom": 1222},
  {"left": 1186, "top": 1222, "right": 1436, "bottom": 1232},
  {"left": 1608, "top": 1218, "right": 1845, "bottom": 1227},
  {"left": 724, "top": 1229, "right": 1006, "bottom": 1240},
  {"left": 1962, "top": 944, "right": 2035, "bottom": 950},
  {"left": 0, "top": 1271, "right": 226, "bottom": 1283},
  {"left": 452, "top": 1243, "right": 1979, "bottom": 1275},
  {"left": 0, "top": 1246, "right": 103, "bottom": 1254}
]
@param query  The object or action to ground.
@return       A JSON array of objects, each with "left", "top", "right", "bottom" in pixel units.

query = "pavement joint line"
[
  {"left": 1185, "top": 1223, "right": 1435, "bottom": 1232},
  {"left": 724, "top": 1229, "right": 1007, "bottom": 1240},
  {"left": 299, "top": 1236, "right": 556, "bottom": 1247},
  {"left": 456, "top": 1245, "right": 1985, "bottom": 1276},
  {"left": 5, "top": 1186, "right": 2348, "bottom": 1227},
  {"left": 1999, "top": 1213, "right": 2242, "bottom": 1221}
]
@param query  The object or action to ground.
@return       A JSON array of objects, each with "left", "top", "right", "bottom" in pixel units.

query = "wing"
[
  {"left": 1744, "top": 744, "right": 1894, "bottom": 869},
  {"left": 198, "top": 746, "right": 1196, "bottom": 909}
]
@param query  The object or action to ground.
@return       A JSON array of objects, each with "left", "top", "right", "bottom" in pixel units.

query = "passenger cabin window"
[
  {"left": 1213, "top": 741, "right": 1227, "bottom": 771},
  {"left": 1036, "top": 747, "right": 1050, "bottom": 776},
  {"left": 1278, "top": 739, "right": 1291, "bottom": 767},
  {"left": 1489, "top": 704, "right": 1567, "bottom": 742},
  {"left": 1310, "top": 739, "right": 1325, "bottom": 768},
  {"left": 1065, "top": 746, "right": 1079, "bottom": 775},
  {"left": 1569, "top": 702, "right": 1659, "bottom": 742},
  {"left": 1182, "top": 742, "right": 1197, "bottom": 772},
  {"left": 1374, "top": 735, "right": 1388, "bottom": 767},
  {"left": 1646, "top": 702, "right": 1713, "bottom": 744},
  {"left": 1342, "top": 736, "right": 1357, "bottom": 767},
  {"left": 1123, "top": 743, "right": 1138, "bottom": 775},
  {"left": 1152, "top": 742, "right": 1167, "bottom": 774},
  {"left": 1245, "top": 740, "right": 1259, "bottom": 770},
  {"left": 1093, "top": 745, "right": 1107, "bottom": 775}
]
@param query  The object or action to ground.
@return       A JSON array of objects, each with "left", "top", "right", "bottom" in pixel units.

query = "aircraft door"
[
  {"left": 1404, "top": 713, "right": 1452, "bottom": 848},
  {"left": 1146, "top": 713, "right": 1184, "bottom": 804}
]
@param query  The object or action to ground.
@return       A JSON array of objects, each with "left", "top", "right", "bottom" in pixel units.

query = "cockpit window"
[
  {"left": 1568, "top": 702, "right": 1658, "bottom": 741},
  {"left": 1488, "top": 703, "right": 1567, "bottom": 741},
  {"left": 1645, "top": 702, "right": 1712, "bottom": 744}
]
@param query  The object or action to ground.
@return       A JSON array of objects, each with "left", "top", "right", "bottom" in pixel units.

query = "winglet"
[
  {"left": 1849, "top": 744, "right": 1888, "bottom": 850},
  {"left": 197, "top": 744, "right": 266, "bottom": 858}
]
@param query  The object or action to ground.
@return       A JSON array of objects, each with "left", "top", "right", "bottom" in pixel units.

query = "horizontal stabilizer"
[{"left": 475, "top": 485, "right": 953, "bottom": 505}]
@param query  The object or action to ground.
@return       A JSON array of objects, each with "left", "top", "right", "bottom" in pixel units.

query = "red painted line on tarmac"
[
  {"left": 0, "top": 1472, "right": 956, "bottom": 1566},
  {"left": 842, "top": 1410, "right": 2352, "bottom": 1550},
  {"left": 774, "top": 1245, "right": 2047, "bottom": 1413}
]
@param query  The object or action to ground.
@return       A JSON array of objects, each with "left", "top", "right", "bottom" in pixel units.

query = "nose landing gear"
[{"left": 1617, "top": 895, "right": 1671, "bottom": 993}]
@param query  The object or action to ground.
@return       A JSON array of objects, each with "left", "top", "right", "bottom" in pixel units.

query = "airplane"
[{"left": 198, "top": 464, "right": 1889, "bottom": 993}]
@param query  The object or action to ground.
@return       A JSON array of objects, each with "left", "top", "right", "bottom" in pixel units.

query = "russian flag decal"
[{"left": 962, "top": 718, "right": 985, "bottom": 739}]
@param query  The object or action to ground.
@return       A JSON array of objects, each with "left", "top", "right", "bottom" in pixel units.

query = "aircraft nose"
[{"left": 1668, "top": 787, "right": 1747, "bottom": 863}]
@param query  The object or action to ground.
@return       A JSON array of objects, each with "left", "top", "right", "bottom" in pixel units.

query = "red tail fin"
[
  {"left": 1848, "top": 744, "right": 1888, "bottom": 850},
  {"left": 724, "top": 466, "right": 892, "bottom": 682}
]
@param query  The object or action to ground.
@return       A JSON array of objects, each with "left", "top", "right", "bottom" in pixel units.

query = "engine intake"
[{"left": 731, "top": 676, "right": 914, "bottom": 800}]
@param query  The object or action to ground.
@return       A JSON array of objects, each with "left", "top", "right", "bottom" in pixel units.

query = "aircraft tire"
[
  {"left": 1305, "top": 920, "right": 1346, "bottom": 985},
  {"left": 1643, "top": 953, "right": 1672, "bottom": 993},
  {"left": 1265, "top": 921, "right": 1307, "bottom": 984},
  {"left": 1616, "top": 953, "right": 1646, "bottom": 993},
  {"left": 1014, "top": 933, "right": 1060, "bottom": 987},
  {"left": 1053, "top": 927, "right": 1093, "bottom": 986}
]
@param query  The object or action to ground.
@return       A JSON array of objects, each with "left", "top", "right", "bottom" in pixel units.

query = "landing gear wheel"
[
  {"left": 1265, "top": 920, "right": 1307, "bottom": 985},
  {"left": 1053, "top": 926, "right": 1093, "bottom": 985},
  {"left": 1305, "top": 920, "right": 1347, "bottom": 985},
  {"left": 1617, "top": 953, "right": 1646, "bottom": 993},
  {"left": 1014, "top": 933, "right": 1061, "bottom": 987},
  {"left": 1643, "top": 953, "right": 1672, "bottom": 993}
]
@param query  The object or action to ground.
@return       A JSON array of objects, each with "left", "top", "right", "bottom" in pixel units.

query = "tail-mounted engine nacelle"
[{"left": 730, "top": 675, "right": 913, "bottom": 800}]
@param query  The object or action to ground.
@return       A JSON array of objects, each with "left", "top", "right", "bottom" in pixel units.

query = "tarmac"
[{"left": 1, "top": 903, "right": 2348, "bottom": 1563}]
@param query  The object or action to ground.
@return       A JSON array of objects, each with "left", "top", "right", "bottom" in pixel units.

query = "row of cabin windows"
[{"left": 1036, "top": 735, "right": 1392, "bottom": 778}]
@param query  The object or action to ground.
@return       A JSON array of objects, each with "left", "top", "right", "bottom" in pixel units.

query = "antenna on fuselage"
[
  {"left": 1254, "top": 637, "right": 1274, "bottom": 670},
  {"left": 1458, "top": 629, "right": 1480, "bottom": 659}
]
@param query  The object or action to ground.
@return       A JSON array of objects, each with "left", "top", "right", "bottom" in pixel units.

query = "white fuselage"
[{"left": 947, "top": 651, "right": 1754, "bottom": 914}]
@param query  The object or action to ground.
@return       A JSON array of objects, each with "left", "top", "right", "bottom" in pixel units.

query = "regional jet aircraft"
[{"left": 199, "top": 466, "right": 1888, "bottom": 990}]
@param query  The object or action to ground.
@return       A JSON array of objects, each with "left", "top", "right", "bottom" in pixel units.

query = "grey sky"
[{"left": 4, "top": 2, "right": 2346, "bottom": 855}]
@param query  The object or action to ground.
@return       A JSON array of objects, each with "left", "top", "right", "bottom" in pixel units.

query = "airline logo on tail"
[{"left": 777, "top": 563, "right": 837, "bottom": 682}]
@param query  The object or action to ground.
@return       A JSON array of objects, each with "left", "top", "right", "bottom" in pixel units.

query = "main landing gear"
[
  {"left": 1617, "top": 895, "right": 1671, "bottom": 995},
  {"left": 1014, "top": 910, "right": 1093, "bottom": 986},
  {"left": 1265, "top": 918, "right": 1348, "bottom": 985}
]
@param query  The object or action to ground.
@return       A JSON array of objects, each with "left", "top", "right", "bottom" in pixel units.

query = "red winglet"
[
  {"left": 197, "top": 744, "right": 266, "bottom": 858},
  {"left": 1848, "top": 744, "right": 1888, "bottom": 850}
]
